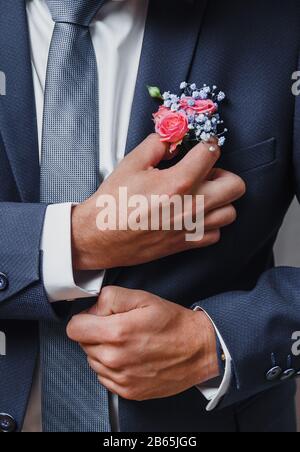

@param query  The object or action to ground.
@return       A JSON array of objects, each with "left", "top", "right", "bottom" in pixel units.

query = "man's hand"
[
  {"left": 71, "top": 134, "right": 246, "bottom": 270},
  {"left": 67, "top": 286, "right": 219, "bottom": 401}
]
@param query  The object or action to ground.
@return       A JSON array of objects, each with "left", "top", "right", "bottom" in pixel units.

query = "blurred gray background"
[{"left": 274, "top": 198, "right": 300, "bottom": 431}]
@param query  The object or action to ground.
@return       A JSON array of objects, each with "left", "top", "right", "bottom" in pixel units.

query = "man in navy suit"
[{"left": 0, "top": 0, "right": 300, "bottom": 432}]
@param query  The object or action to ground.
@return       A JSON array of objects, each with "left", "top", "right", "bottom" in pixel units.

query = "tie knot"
[{"left": 46, "top": 0, "right": 108, "bottom": 26}]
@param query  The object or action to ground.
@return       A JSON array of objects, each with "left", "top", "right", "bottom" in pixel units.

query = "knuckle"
[
  {"left": 102, "top": 351, "right": 122, "bottom": 370},
  {"left": 117, "top": 372, "right": 130, "bottom": 387},
  {"left": 111, "top": 322, "right": 127, "bottom": 344},
  {"left": 173, "top": 176, "right": 192, "bottom": 195}
]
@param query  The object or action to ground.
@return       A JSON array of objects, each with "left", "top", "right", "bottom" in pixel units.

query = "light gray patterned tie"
[{"left": 40, "top": 0, "right": 110, "bottom": 432}]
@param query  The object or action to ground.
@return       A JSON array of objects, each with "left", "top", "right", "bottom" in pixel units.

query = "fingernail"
[{"left": 208, "top": 145, "right": 217, "bottom": 152}]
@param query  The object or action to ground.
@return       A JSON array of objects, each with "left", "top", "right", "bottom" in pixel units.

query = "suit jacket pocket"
[{"left": 219, "top": 138, "right": 277, "bottom": 174}]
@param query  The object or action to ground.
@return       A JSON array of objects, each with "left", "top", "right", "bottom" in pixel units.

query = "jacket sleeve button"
[
  {"left": 0, "top": 414, "right": 17, "bottom": 432},
  {"left": 0, "top": 273, "right": 8, "bottom": 291},
  {"left": 266, "top": 366, "right": 282, "bottom": 381},
  {"left": 280, "top": 369, "right": 296, "bottom": 381}
]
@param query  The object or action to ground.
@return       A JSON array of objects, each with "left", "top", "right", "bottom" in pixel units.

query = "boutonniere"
[{"left": 148, "top": 82, "right": 228, "bottom": 153}]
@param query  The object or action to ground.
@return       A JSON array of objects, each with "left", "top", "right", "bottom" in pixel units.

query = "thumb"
[
  {"left": 88, "top": 286, "right": 149, "bottom": 317},
  {"left": 125, "top": 134, "right": 170, "bottom": 171}
]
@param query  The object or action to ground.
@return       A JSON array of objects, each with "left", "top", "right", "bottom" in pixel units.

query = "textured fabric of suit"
[{"left": 0, "top": 0, "right": 300, "bottom": 432}]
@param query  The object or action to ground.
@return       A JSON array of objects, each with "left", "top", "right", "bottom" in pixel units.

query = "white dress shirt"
[{"left": 23, "top": 0, "right": 231, "bottom": 432}]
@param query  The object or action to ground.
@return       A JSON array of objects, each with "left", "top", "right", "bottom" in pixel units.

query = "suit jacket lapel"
[
  {"left": 125, "top": 0, "right": 208, "bottom": 154},
  {"left": 0, "top": 0, "right": 40, "bottom": 203}
]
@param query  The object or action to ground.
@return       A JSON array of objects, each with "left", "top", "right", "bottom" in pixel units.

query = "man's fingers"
[
  {"left": 97, "top": 376, "right": 122, "bottom": 397},
  {"left": 125, "top": 134, "right": 170, "bottom": 171},
  {"left": 167, "top": 140, "right": 221, "bottom": 188},
  {"left": 93, "top": 286, "right": 150, "bottom": 317},
  {"left": 87, "top": 354, "right": 125, "bottom": 376},
  {"left": 67, "top": 293, "right": 149, "bottom": 345},
  {"left": 98, "top": 286, "right": 140, "bottom": 316},
  {"left": 203, "top": 169, "right": 246, "bottom": 212},
  {"left": 190, "top": 229, "right": 221, "bottom": 248},
  {"left": 85, "top": 347, "right": 128, "bottom": 373},
  {"left": 67, "top": 314, "right": 115, "bottom": 344},
  {"left": 205, "top": 205, "right": 237, "bottom": 231}
]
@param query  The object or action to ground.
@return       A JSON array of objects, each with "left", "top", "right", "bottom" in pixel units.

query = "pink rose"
[
  {"left": 180, "top": 97, "right": 217, "bottom": 116},
  {"left": 154, "top": 107, "right": 189, "bottom": 152}
]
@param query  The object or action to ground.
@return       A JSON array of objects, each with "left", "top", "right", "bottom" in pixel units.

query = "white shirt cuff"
[
  {"left": 194, "top": 307, "right": 232, "bottom": 411},
  {"left": 41, "top": 203, "right": 104, "bottom": 302}
]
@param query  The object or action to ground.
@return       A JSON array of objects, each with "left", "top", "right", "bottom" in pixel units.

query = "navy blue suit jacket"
[{"left": 0, "top": 0, "right": 300, "bottom": 432}]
